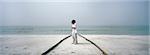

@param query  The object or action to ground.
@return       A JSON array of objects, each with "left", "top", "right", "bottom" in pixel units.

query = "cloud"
[{"left": 0, "top": 1, "right": 148, "bottom": 26}]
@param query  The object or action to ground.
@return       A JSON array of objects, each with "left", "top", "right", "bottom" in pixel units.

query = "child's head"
[{"left": 72, "top": 20, "right": 76, "bottom": 24}]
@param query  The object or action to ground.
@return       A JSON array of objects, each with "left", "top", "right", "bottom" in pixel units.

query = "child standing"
[{"left": 71, "top": 20, "right": 78, "bottom": 44}]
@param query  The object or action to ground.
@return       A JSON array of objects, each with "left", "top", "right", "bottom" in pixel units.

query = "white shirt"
[{"left": 72, "top": 23, "right": 77, "bottom": 33}]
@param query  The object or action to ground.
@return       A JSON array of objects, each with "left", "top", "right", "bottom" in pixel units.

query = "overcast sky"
[{"left": 0, "top": 0, "right": 148, "bottom": 26}]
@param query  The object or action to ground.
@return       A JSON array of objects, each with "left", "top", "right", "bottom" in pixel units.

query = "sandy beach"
[{"left": 0, "top": 35, "right": 148, "bottom": 55}]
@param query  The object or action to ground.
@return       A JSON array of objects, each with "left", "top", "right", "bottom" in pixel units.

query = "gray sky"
[{"left": 0, "top": 0, "right": 148, "bottom": 26}]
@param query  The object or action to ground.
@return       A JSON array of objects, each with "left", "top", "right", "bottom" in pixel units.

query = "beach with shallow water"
[{"left": 0, "top": 26, "right": 149, "bottom": 55}]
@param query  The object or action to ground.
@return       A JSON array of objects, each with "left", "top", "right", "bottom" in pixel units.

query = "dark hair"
[{"left": 72, "top": 20, "right": 76, "bottom": 24}]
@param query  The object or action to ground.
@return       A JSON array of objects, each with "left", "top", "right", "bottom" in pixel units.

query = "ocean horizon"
[{"left": 0, "top": 26, "right": 148, "bottom": 35}]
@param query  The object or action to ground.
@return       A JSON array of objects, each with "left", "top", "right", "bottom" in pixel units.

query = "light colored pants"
[{"left": 72, "top": 31, "right": 78, "bottom": 44}]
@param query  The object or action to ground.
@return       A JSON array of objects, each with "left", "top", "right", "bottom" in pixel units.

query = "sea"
[{"left": 0, "top": 26, "right": 149, "bottom": 35}]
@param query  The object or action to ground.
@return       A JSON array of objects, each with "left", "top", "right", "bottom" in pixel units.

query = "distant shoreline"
[{"left": 0, "top": 26, "right": 148, "bottom": 35}]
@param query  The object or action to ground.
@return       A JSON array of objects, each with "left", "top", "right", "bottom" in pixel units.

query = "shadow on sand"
[{"left": 76, "top": 43, "right": 91, "bottom": 45}]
